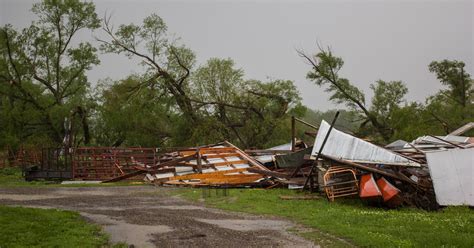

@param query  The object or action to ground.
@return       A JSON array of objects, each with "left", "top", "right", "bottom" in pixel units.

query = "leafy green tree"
[
  {"left": 426, "top": 60, "right": 474, "bottom": 133},
  {"left": 99, "top": 14, "right": 305, "bottom": 148},
  {"left": 190, "top": 58, "right": 305, "bottom": 148},
  {"left": 388, "top": 103, "right": 445, "bottom": 141},
  {"left": 429, "top": 60, "right": 472, "bottom": 108},
  {"left": 367, "top": 80, "right": 408, "bottom": 139},
  {"left": 303, "top": 109, "right": 361, "bottom": 133},
  {"left": 92, "top": 76, "right": 175, "bottom": 147},
  {"left": 300, "top": 47, "right": 398, "bottom": 141},
  {"left": 99, "top": 14, "right": 197, "bottom": 123},
  {"left": 0, "top": 0, "right": 100, "bottom": 148}
]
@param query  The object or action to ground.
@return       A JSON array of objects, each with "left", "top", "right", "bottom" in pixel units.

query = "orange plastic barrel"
[
  {"left": 359, "top": 173, "right": 382, "bottom": 198},
  {"left": 376, "top": 177, "right": 401, "bottom": 202}
]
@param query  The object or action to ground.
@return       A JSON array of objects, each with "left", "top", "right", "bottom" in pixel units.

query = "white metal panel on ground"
[
  {"left": 312, "top": 120, "right": 420, "bottom": 167},
  {"left": 154, "top": 172, "right": 175, "bottom": 179},
  {"left": 426, "top": 148, "right": 474, "bottom": 206},
  {"left": 233, "top": 164, "right": 250, "bottom": 169},
  {"left": 175, "top": 166, "right": 194, "bottom": 173},
  {"left": 254, "top": 143, "right": 292, "bottom": 164}
]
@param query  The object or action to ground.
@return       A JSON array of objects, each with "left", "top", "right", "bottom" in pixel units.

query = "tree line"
[{"left": 1, "top": 0, "right": 473, "bottom": 153}]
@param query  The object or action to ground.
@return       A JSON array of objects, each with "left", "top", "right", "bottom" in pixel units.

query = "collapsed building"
[{"left": 12, "top": 118, "right": 474, "bottom": 210}]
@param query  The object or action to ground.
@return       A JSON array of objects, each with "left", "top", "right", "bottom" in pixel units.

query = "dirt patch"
[
  {"left": 0, "top": 186, "right": 317, "bottom": 248},
  {"left": 195, "top": 218, "right": 292, "bottom": 231},
  {"left": 81, "top": 213, "right": 173, "bottom": 247}
]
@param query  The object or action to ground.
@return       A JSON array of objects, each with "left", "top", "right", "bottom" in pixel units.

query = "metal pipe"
[
  {"left": 302, "top": 111, "right": 340, "bottom": 190},
  {"left": 294, "top": 117, "right": 319, "bottom": 130},
  {"left": 291, "top": 116, "right": 296, "bottom": 152},
  {"left": 428, "top": 135, "right": 465, "bottom": 149}
]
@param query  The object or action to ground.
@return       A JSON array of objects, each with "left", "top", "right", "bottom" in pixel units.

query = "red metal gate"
[{"left": 72, "top": 147, "right": 157, "bottom": 180}]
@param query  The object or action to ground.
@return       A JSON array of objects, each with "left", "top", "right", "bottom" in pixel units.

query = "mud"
[{"left": 0, "top": 186, "right": 317, "bottom": 248}]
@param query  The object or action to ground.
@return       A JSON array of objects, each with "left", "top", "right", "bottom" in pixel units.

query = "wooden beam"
[
  {"left": 171, "top": 168, "right": 249, "bottom": 180},
  {"left": 200, "top": 175, "right": 262, "bottom": 184},
  {"left": 196, "top": 148, "right": 202, "bottom": 173},
  {"left": 202, "top": 153, "right": 240, "bottom": 159},
  {"left": 244, "top": 149, "right": 292, "bottom": 154},
  {"left": 181, "top": 160, "right": 248, "bottom": 167},
  {"left": 224, "top": 141, "right": 269, "bottom": 171},
  {"left": 200, "top": 147, "right": 236, "bottom": 153},
  {"left": 247, "top": 167, "right": 291, "bottom": 179},
  {"left": 321, "top": 154, "right": 419, "bottom": 186}
]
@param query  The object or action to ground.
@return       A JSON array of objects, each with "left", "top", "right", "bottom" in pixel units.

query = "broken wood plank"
[
  {"left": 170, "top": 168, "right": 249, "bottom": 180},
  {"left": 244, "top": 149, "right": 292, "bottom": 154},
  {"left": 202, "top": 153, "right": 240, "bottom": 159},
  {"left": 180, "top": 160, "right": 248, "bottom": 167},
  {"left": 224, "top": 141, "right": 269, "bottom": 171},
  {"left": 247, "top": 167, "right": 291, "bottom": 179}
]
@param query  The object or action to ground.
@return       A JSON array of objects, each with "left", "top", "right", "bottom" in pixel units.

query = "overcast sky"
[{"left": 1, "top": 0, "right": 473, "bottom": 110}]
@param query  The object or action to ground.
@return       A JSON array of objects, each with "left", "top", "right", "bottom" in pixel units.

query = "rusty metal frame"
[
  {"left": 72, "top": 147, "right": 158, "bottom": 180},
  {"left": 323, "top": 166, "right": 359, "bottom": 201}
]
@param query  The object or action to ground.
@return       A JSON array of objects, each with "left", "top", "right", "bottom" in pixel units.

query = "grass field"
[
  {"left": 0, "top": 205, "right": 117, "bottom": 247},
  {"left": 176, "top": 188, "right": 474, "bottom": 248},
  {"left": 0, "top": 167, "right": 143, "bottom": 187}
]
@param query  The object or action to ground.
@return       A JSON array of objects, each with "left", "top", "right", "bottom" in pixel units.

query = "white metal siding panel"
[{"left": 426, "top": 148, "right": 474, "bottom": 206}]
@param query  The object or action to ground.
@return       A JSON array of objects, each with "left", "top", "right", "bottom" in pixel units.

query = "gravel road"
[{"left": 0, "top": 186, "right": 317, "bottom": 248}]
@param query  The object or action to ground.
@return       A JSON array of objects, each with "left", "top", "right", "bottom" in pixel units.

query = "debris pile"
[
  {"left": 245, "top": 118, "right": 473, "bottom": 210},
  {"left": 16, "top": 117, "right": 473, "bottom": 210},
  {"left": 22, "top": 142, "right": 272, "bottom": 187},
  {"left": 150, "top": 142, "right": 271, "bottom": 187}
]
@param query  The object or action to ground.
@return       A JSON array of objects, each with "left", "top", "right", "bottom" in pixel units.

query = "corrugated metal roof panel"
[{"left": 312, "top": 120, "right": 420, "bottom": 167}]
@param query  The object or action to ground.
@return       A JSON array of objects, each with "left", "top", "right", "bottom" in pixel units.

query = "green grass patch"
[
  {"left": 0, "top": 205, "right": 111, "bottom": 247},
  {"left": 0, "top": 167, "right": 145, "bottom": 187},
  {"left": 175, "top": 188, "right": 474, "bottom": 248}
]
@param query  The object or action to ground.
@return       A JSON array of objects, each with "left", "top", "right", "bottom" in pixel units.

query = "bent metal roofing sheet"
[{"left": 311, "top": 120, "right": 420, "bottom": 167}]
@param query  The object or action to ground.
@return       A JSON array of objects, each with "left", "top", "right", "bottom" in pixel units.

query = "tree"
[
  {"left": 368, "top": 80, "right": 408, "bottom": 138},
  {"left": 92, "top": 76, "right": 175, "bottom": 147},
  {"left": 100, "top": 14, "right": 305, "bottom": 148},
  {"left": 99, "top": 14, "right": 198, "bottom": 123},
  {"left": 429, "top": 60, "right": 472, "bottom": 107},
  {"left": 0, "top": 0, "right": 100, "bottom": 148},
  {"left": 426, "top": 60, "right": 474, "bottom": 133},
  {"left": 191, "top": 58, "right": 304, "bottom": 148},
  {"left": 299, "top": 47, "right": 393, "bottom": 141}
]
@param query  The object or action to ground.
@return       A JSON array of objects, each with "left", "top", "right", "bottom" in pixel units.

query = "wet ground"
[{"left": 0, "top": 186, "right": 317, "bottom": 248}]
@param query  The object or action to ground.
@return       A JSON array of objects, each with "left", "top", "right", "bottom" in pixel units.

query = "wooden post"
[
  {"left": 196, "top": 148, "right": 203, "bottom": 173},
  {"left": 291, "top": 116, "right": 296, "bottom": 152}
]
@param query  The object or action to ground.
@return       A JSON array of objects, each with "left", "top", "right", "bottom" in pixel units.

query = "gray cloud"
[{"left": 1, "top": 0, "right": 472, "bottom": 110}]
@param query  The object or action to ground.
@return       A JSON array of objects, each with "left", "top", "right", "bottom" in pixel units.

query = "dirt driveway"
[{"left": 0, "top": 186, "right": 317, "bottom": 248}]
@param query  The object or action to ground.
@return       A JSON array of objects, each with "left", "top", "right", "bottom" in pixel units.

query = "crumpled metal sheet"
[
  {"left": 427, "top": 148, "right": 474, "bottom": 206},
  {"left": 311, "top": 120, "right": 420, "bottom": 167}
]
